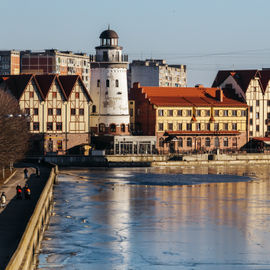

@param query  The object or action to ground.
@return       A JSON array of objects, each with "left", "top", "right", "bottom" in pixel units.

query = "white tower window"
[
  {"left": 106, "top": 79, "right": 110, "bottom": 87},
  {"left": 97, "top": 80, "right": 100, "bottom": 87},
  {"left": 116, "top": 79, "right": 119, "bottom": 87}
]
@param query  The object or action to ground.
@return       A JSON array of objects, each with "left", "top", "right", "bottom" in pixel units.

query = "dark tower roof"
[{"left": 99, "top": 29, "right": 119, "bottom": 39}]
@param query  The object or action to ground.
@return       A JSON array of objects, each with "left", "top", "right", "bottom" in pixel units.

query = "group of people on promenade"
[{"left": 16, "top": 168, "right": 31, "bottom": 200}]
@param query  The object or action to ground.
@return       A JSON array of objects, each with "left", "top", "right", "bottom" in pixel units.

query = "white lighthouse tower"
[{"left": 90, "top": 28, "right": 130, "bottom": 135}]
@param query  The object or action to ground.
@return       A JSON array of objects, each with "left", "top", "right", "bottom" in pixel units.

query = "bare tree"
[{"left": 0, "top": 89, "right": 29, "bottom": 168}]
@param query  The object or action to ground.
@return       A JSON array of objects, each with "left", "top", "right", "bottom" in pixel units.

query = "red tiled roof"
[
  {"left": 164, "top": 130, "right": 240, "bottom": 136},
  {"left": 132, "top": 85, "right": 247, "bottom": 107}
]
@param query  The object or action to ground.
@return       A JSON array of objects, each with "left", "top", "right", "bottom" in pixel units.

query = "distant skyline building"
[
  {"left": 90, "top": 28, "right": 130, "bottom": 135},
  {"left": 129, "top": 59, "right": 186, "bottom": 88},
  {"left": 20, "top": 49, "right": 91, "bottom": 90},
  {"left": 0, "top": 50, "right": 20, "bottom": 75}
]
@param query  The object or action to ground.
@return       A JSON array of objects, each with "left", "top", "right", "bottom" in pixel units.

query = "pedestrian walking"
[
  {"left": 24, "top": 168, "right": 28, "bottom": 179},
  {"left": 16, "top": 185, "right": 22, "bottom": 200},
  {"left": 1, "top": 192, "right": 6, "bottom": 208},
  {"left": 23, "top": 184, "right": 31, "bottom": 200}
]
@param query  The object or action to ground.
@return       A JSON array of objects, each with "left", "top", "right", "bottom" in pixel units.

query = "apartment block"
[
  {"left": 20, "top": 49, "right": 91, "bottom": 90},
  {"left": 129, "top": 59, "right": 186, "bottom": 88},
  {"left": 0, "top": 50, "right": 20, "bottom": 75}
]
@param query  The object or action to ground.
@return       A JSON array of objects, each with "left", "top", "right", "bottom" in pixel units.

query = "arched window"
[
  {"left": 223, "top": 137, "right": 228, "bottom": 147},
  {"left": 99, "top": 123, "right": 105, "bottom": 133},
  {"left": 110, "top": 124, "right": 116, "bottom": 132},
  {"left": 92, "top": 105, "right": 96, "bottom": 113},
  {"left": 116, "top": 79, "right": 119, "bottom": 87},
  {"left": 97, "top": 80, "right": 100, "bottom": 87},
  {"left": 215, "top": 137, "right": 219, "bottom": 147},
  {"left": 178, "top": 137, "right": 183, "bottom": 148},
  {"left": 159, "top": 138, "right": 164, "bottom": 147},
  {"left": 121, "top": 124, "right": 125, "bottom": 132},
  {"left": 106, "top": 79, "right": 110, "bottom": 87},
  {"left": 205, "top": 137, "right": 210, "bottom": 147},
  {"left": 187, "top": 137, "right": 192, "bottom": 147}
]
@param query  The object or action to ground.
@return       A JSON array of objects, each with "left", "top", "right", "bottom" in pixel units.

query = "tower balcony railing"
[{"left": 89, "top": 54, "right": 128, "bottom": 63}]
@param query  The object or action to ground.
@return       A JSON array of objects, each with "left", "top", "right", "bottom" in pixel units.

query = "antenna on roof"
[{"left": 108, "top": 24, "right": 110, "bottom": 30}]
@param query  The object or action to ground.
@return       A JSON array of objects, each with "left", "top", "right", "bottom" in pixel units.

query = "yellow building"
[{"left": 130, "top": 83, "right": 248, "bottom": 153}]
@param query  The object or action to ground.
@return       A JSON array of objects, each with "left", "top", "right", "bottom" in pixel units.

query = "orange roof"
[
  {"left": 132, "top": 84, "right": 247, "bottom": 107},
  {"left": 164, "top": 131, "right": 240, "bottom": 136}
]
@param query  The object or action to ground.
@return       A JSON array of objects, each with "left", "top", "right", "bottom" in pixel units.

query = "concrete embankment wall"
[{"left": 5, "top": 166, "right": 58, "bottom": 270}]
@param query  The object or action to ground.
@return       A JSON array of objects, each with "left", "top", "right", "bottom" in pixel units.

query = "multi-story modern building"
[
  {"left": 212, "top": 69, "right": 270, "bottom": 138},
  {"left": 20, "top": 49, "right": 91, "bottom": 91},
  {"left": 0, "top": 74, "right": 92, "bottom": 155},
  {"left": 130, "top": 83, "right": 248, "bottom": 153},
  {"left": 129, "top": 59, "right": 186, "bottom": 88},
  {"left": 0, "top": 50, "right": 20, "bottom": 75}
]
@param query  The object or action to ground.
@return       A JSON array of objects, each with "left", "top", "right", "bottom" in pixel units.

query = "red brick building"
[{"left": 129, "top": 83, "right": 249, "bottom": 153}]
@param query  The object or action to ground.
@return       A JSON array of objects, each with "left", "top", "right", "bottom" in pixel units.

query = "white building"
[
  {"left": 90, "top": 28, "right": 130, "bottom": 135},
  {"left": 129, "top": 59, "right": 186, "bottom": 88}
]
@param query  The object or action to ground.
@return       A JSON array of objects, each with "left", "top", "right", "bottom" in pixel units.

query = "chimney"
[
  {"left": 216, "top": 88, "right": 223, "bottom": 102},
  {"left": 133, "top": 82, "right": 140, "bottom": 88}
]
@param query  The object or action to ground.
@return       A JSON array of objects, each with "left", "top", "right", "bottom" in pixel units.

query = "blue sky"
[{"left": 2, "top": 0, "right": 270, "bottom": 86}]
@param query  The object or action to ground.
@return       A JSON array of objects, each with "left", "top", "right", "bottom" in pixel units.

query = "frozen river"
[{"left": 38, "top": 164, "right": 270, "bottom": 270}]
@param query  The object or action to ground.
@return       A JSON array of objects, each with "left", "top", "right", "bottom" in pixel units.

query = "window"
[
  {"left": 206, "top": 123, "right": 210, "bottom": 131},
  {"left": 168, "top": 110, "right": 173, "bottom": 116},
  {"left": 71, "top": 108, "right": 76, "bottom": 115},
  {"left": 47, "top": 122, "right": 53, "bottom": 131},
  {"left": 167, "top": 123, "right": 173, "bottom": 130},
  {"left": 34, "top": 108, "right": 38, "bottom": 115},
  {"left": 57, "top": 140, "right": 63, "bottom": 151},
  {"left": 268, "top": 112, "right": 270, "bottom": 119},
  {"left": 256, "top": 125, "right": 259, "bottom": 132},
  {"left": 205, "top": 137, "right": 210, "bottom": 147},
  {"left": 121, "top": 124, "right": 125, "bottom": 132},
  {"left": 29, "top": 91, "right": 34, "bottom": 98},
  {"left": 256, "top": 100, "right": 260, "bottom": 106},
  {"left": 48, "top": 108, "right": 53, "bottom": 115},
  {"left": 99, "top": 123, "right": 105, "bottom": 132},
  {"left": 106, "top": 79, "right": 110, "bottom": 87},
  {"left": 52, "top": 92, "right": 57, "bottom": 98},
  {"left": 177, "top": 110, "right": 182, "bottom": 116},
  {"left": 249, "top": 131, "right": 253, "bottom": 137},
  {"left": 159, "top": 138, "right": 164, "bottom": 147},
  {"left": 224, "top": 110, "right": 228, "bottom": 116},
  {"left": 232, "top": 110, "right": 237, "bottom": 116},
  {"left": 268, "top": 100, "right": 270, "bottom": 106},
  {"left": 97, "top": 80, "right": 100, "bottom": 87},
  {"left": 158, "top": 110, "right": 164, "bottom": 116},
  {"left": 206, "top": 110, "right": 210, "bottom": 116},
  {"left": 196, "top": 123, "right": 201, "bottom": 131},
  {"left": 187, "top": 137, "right": 192, "bottom": 147},
  {"left": 196, "top": 110, "right": 201, "bottom": 117},
  {"left": 214, "top": 137, "right": 219, "bottom": 147},
  {"left": 241, "top": 110, "right": 246, "bottom": 117},
  {"left": 214, "top": 123, "right": 219, "bottom": 131},
  {"left": 56, "top": 122, "right": 62, "bottom": 131},
  {"left": 115, "top": 80, "right": 119, "bottom": 87},
  {"left": 178, "top": 123, "right": 182, "bottom": 130},
  {"left": 232, "top": 137, "right": 237, "bottom": 147},
  {"left": 223, "top": 137, "right": 228, "bottom": 147},
  {"left": 250, "top": 119, "right": 253, "bottom": 125},
  {"left": 33, "top": 122, "right": 39, "bottom": 131},
  {"left": 224, "top": 123, "right": 228, "bottom": 130},
  {"left": 178, "top": 138, "right": 183, "bottom": 148},
  {"left": 186, "top": 110, "right": 192, "bottom": 116},
  {"left": 75, "top": 92, "right": 80, "bottom": 99},
  {"left": 232, "top": 123, "right": 237, "bottom": 130},
  {"left": 214, "top": 110, "right": 219, "bottom": 117},
  {"left": 25, "top": 108, "right": 30, "bottom": 116},
  {"left": 103, "top": 51, "right": 108, "bottom": 61},
  {"left": 79, "top": 109, "right": 84, "bottom": 116},
  {"left": 56, "top": 108, "right": 61, "bottom": 116},
  {"left": 250, "top": 106, "right": 253, "bottom": 113},
  {"left": 186, "top": 123, "right": 192, "bottom": 131},
  {"left": 256, "top": 112, "right": 260, "bottom": 119},
  {"left": 91, "top": 105, "right": 96, "bottom": 113},
  {"left": 130, "top": 108, "right": 133, "bottom": 116},
  {"left": 158, "top": 123, "right": 164, "bottom": 131},
  {"left": 110, "top": 124, "right": 116, "bottom": 132}
]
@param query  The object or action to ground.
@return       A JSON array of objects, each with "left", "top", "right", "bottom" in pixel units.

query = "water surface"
[{"left": 38, "top": 165, "right": 270, "bottom": 270}]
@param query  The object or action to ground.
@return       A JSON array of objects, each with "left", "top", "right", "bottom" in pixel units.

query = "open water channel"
[{"left": 37, "top": 164, "right": 270, "bottom": 270}]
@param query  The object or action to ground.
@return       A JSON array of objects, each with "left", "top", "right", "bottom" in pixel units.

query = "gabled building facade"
[
  {"left": 212, "top": 69, "right": 270, "bottom": 138},
  {"left": 0, "top": 74, "right": 92, "bottom": 155},
  {"left": 130, "top": 83, "right": 248, "bottom": 153}
]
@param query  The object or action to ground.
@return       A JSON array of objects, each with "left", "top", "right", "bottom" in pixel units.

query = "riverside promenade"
[{"left": 0, "top": 163, "right": 51, "bottom": 269}]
